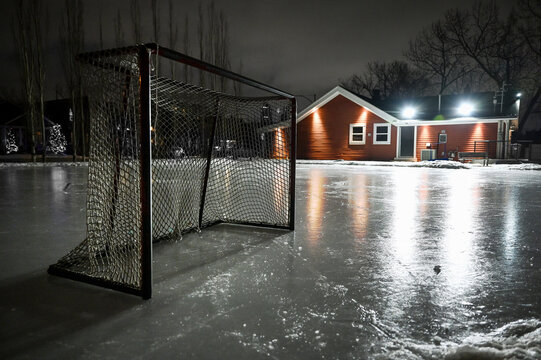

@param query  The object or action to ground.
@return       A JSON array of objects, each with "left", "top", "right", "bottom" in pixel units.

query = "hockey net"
[{"left": 48, "top": 45, "right": 295, "bottom": 298}]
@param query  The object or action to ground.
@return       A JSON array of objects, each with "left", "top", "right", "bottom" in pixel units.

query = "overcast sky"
[{"left": 2, "top": 0, "right": 515, "bottom": 107}]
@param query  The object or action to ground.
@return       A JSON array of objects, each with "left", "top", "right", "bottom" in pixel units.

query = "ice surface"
[{"left": 1, "top": 163, "right": 540, "bottom": 359}]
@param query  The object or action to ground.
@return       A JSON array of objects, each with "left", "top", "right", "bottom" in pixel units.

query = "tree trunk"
[{"left": 71, "top": 94, "right": 77, "bottom": 162}]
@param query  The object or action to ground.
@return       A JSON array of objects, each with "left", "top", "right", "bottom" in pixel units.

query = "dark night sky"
[{"left": 2, "top": 0, "right": 515, "bottom": 108}]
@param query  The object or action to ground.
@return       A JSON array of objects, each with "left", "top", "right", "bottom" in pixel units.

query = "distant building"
[{"left": 297, "top": 86, "right": 521, "bottom": 161}]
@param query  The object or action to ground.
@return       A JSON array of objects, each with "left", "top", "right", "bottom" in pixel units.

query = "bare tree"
[
  {"left": 31, "top": 0, "right": 47, "bottom": 162},
  {"left": 216, "top": 10, "right": 231, "bottom": 92},
  {"left": 405, "top": 20, "right": 472, "bottom": 94},
  {"left": 168, "top": 0, "right": 179, "bottom": 79},
  {"left": 130, "top": 0, "right": 142, "bottom": 44},
  {"left": 151, "top": 0, "right": 160, "bottom": 43},
  {"left": 198, "top": 2, "right": 205, "bottom": 87},
  {"left": 516, "top": 0, "right": 541, "bottom": 131},
  {"left": 98, "top": 1, "right": 104, "bottom": 49},
  {"left": 342, "top": 60, "right": 430, "bottom": 100},
  {"left": 195, "top": 2, "right": 231, "bottom": 91},
  {"left": 517, "top": 0, "right": 541, "bottom": 59},
  {"left": 114, "top": 9, "right": 125, "bottom": 47},
  {"left": 444, "top": 1, "right": 527, "bottom": 89},
  {"left": 206, "top": 1, "right": 217, "bottom": 89},
  {"left": 14, "top": 0, "right": 35, "bottom": 161},
  {"left": 59, "top": 0, "right": 85, "bottom": 161},
  {"left": 183, "top": 15, "right": 191, "bottom": 83},
  {"left": 233, "top": 60, "right": 243, "bottom": 96},
  {"left": 13, "top": 0, "right": 48, "bottom": 162}
]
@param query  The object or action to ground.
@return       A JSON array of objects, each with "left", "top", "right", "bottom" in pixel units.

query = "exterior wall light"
[{"left": 402, "top": 106, "right": 416, "bottom": 119}]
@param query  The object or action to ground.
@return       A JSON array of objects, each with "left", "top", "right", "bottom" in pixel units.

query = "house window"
[
  {"left": 349, "top": 124, "right": 366, "bottom": 145},
  {"left": 373, "top": 123, "right": 391, "bottom": 145}
]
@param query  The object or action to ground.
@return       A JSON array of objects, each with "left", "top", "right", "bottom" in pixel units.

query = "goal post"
[{"left": 48, "top": 44, "right": 296, "bottom": 299}]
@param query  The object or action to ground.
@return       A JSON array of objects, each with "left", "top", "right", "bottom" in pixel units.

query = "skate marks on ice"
[{"left": 177, "top": 233, "right": 402, "bottom": 359}]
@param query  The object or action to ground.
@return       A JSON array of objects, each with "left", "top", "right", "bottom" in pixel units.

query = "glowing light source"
[
  {"left": 402, "top": 106, "right": 416, "bottom": 119},
  {"left": 457, "top": 102, "right": 474, "bottom": 116},
  {"left": 516, "top": 92, "right": 522, "bottom": 98}
]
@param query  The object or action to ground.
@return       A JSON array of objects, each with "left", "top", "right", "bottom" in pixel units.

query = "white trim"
[
  {"left": 349, "top": 123, "right": 366, "bottom": 145},
  {"left": 297, "top": 86, "right": 400, "bottom": 125},
  {"left": 398, "top": 117, "right": 516, "bottom": 126},
  {"left": 373, "top": 123, "right": 391, "bottom": 145}
]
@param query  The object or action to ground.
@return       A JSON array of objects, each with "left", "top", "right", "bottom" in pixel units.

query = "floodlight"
[
  {"left": 516, "top": 92, "right": 522, "bottom": 98},
  {"left": 457, "top": 102, "right": 474, "bottom": 116},
  {"left": 402, "top": 106, "right": 416, "bottom": 119}
]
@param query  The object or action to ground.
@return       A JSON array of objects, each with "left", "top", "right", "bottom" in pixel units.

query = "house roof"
[
  {"left": 297, "top": 86, "right": 400, "bottom": 125},
  {"left": 374, "top": 91, "right": 520, "bottom": 121},
  {"left": 297, "top": 86, "right": 517, "bottom": 126}
]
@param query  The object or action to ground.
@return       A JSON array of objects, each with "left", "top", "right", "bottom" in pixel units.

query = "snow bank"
[
  {"left": 377, "top": 319, "right": 541, "bottom": 360},
  {"left": 498, "top": 163, "right": 541, "bottom": 171},
  {"left": 297, "top": 159, "right": 471, "bottom": 169},
  {"left": 445, "top": 319, "right": 541, "bottom": 359},
  {"left": 297, "top": 159, "right": 541, "bottom": 170},
  {"left": 0, "top": 162, "right": 88, "bottom": 168}
]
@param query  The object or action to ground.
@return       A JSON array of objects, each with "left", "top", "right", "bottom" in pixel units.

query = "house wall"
[
  {"left": 297, "top": 95, "right": 397, "bottom": 160},
  {"left": 272, "top": 127, "right": 290, "bottom": 159},
  {"left": 415, "top": 122, "right": 499, "bottom": 159}
]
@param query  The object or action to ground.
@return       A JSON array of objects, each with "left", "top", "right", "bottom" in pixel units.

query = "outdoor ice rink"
[{"left": 1, "top": 162, "right": 540, "bottom": 359}]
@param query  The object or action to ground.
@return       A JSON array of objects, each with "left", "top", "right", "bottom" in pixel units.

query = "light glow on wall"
[
  {"left": 273, "top": 128, "right": 287, "bottom": 159},
  {"left": 313, "top": 110, "right": 322, "bottom": 126},
  {"left": 359, "top": 109, "right": 368, "bottom": 122}
]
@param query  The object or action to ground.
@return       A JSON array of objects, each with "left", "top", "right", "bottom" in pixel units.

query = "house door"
[{"left": 399, "top": 126, "right": 415, "bottom": 158}]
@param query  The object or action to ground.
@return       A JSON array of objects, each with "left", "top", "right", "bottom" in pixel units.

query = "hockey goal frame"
[{"left": 48, "top": 43, "right": 296, "bottom": 299}]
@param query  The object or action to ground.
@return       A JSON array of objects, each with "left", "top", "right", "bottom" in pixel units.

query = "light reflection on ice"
[
  {"left": 390, "top": 169, "right": 419, "bottom": 265},
  {"left": 442, "top": 171, "right": 478, "bottom": 292},
  {"left": 347, "top": 173, "right": 368, "bottom": 242},
  {"left": 503, "top": 186, "right": 518, "bottom": 263},
  {"left": 306, "top": 169, "right": 325, "bottom": 246}
]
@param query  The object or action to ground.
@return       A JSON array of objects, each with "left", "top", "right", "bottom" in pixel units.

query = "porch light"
[
  {"left": 457, "top": 102, "right": 474, "bottom": 116},
  {"left": 402, "top": 106, "right": 416, "bottom": 119}
]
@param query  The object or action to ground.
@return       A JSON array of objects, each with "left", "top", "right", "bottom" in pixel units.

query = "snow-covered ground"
[
  {"left": 0, "top": 161, "right": 89, "bottom": 167},
  {"left": 297, "top": 159, "right": 541, "bottom": 170},
  {"left": 2, "top": 158, "right": 541, "bottom": 170},
  {"left": 0, "top": 163, "right": 539, "bottom": 359}
]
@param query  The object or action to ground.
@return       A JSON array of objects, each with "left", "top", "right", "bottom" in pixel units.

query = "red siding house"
[{"left": 297, "top": 86, "right": 517, "bottom": 161}]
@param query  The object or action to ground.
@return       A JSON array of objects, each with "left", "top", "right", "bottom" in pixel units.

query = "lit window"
[
  {"left": 349, "top": 124, "right": 366, "bottom": 145},
  {"left": 373, "top": 123, "right": 391, "bottom": 145}
]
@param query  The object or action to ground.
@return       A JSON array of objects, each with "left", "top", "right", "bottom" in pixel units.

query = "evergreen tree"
[
  {"left": 47, "top": 124, "right": 67, "bottom": 154},
  {"left": 6, "top": 128, "right": 18, "bottom": 154}
]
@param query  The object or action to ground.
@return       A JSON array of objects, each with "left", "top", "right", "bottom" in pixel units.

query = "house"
[{"left": 297, "top": 86, "right": 519, "bottom": 161}]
